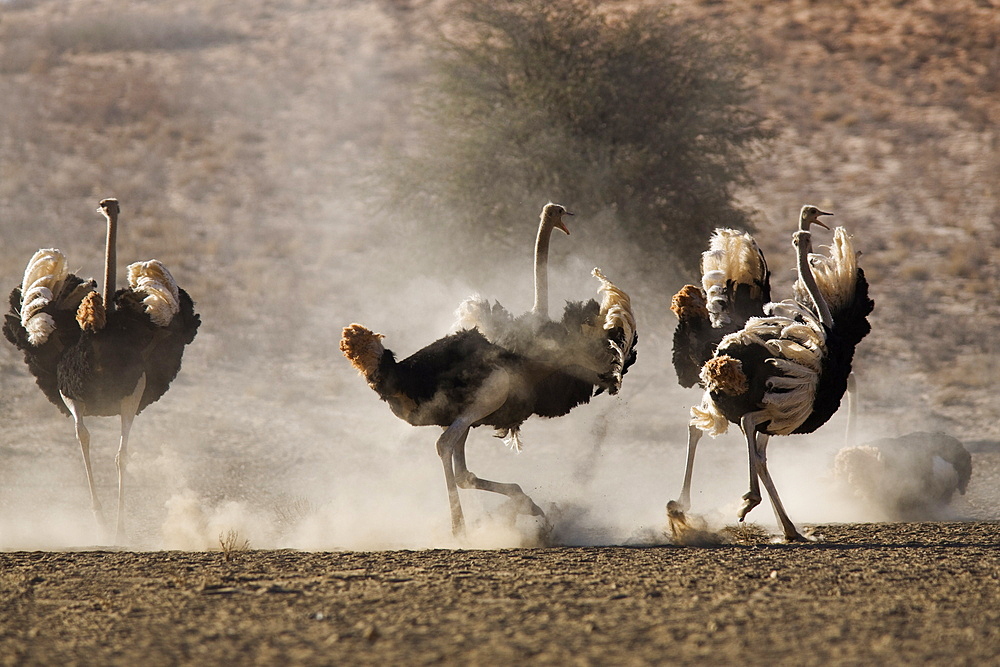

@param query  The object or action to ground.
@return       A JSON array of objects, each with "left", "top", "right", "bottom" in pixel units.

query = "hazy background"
[{"left": 0, "top": 0, "right": 998, "bottom": 550}]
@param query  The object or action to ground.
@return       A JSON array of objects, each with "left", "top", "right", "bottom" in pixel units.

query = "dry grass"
[
  {"left": 0, "top": 9, "right": 238, "bottom": 75},
  {"left": 218, "top": 529, "right": 250, "bottom": 562},
  {"left": 719, "top": 522, "right": 774, "bottom": 546}
]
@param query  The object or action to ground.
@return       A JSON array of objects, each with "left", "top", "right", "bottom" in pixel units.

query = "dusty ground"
[{"left": 2, "top": 522, "right": 999, "bottom": 665}]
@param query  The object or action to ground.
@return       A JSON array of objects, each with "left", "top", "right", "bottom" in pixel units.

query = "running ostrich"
[
  {"left": 455, "top": 203, "right": 637, "bottom": 411},
  {"left": 3, "top": 199, "right": 200, "bottom": 542},
  {"left": 668, "top": 228, "right": 771, "bottom": 510},
  {"left": 682, "top": 205, "right": 874, "bottom": 541},
  {"left": 341, "top": 270, "right": 635, "bottom": 536}
]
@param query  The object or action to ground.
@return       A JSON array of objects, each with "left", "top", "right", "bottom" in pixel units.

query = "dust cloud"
[
  {"left": 3, "top": 248, "right": 978, "bottom": 551},
  {"left": 0, "top": 2, "right": 993, "bottom": 553}
]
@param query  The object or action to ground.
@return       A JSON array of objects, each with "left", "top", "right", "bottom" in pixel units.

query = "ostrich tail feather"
[
  {"left": 592, "top": 268, "right": 636, "bottom": 393},
  {"left": 340, "top": 323, "right": 385, "bottom": 386},
  {"left": 700, "top": 229, "right": 767, "bottom": 328},
  {"left": 75, "top": 291, "right": 106, "bottom": 332},
  {"left": 127, "top": 260, "right": 181, "bottom": 327},
  {"left": 592, "top": 268, "right": 635, "bottom": 340},
  {"left": 19, "top": 248, "right": 69, "bottom": 346},
  {"left": 670, "top": 284, "right": 708, "bottom": 322},
  {"left": 833, "top": 445, "right": 884, "bottom": 500},
  {"left": 690, "top": 391, "right": 730, "bottom": 437},
  {"left": 494, "top": 427, "right": 525, "bottom": 453},
  {"left": 793, "top": 227, "right": 859, "bottom": 316},
  {"left": 700, "top": 354, "right": 748, "bottom": 396}
]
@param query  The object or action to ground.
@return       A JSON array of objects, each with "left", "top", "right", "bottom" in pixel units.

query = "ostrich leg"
[
  {"left": 60, "top": 392, "right": 106, "bottom": 535},
  {"left": 844, "top": 372, "right": 858, "bottom": 445},
  {"left": 675, "top": 424, "right": 703, "bottom": 511},
  {"left": 436, "top": 426, "right": 467, "bottom": 536},
  {"left": 451, "top": 437, "right": 546, "bottom": 519},
  {"left": 738, "top": 413, "right": 764, "bottom": 521},
  {"left": 114, "top": 373, "right": 146, "bottom": 543},
  {"left": 434, "top": 369, "right": 513, "bottom": 537},
  {"left": 748, "top": 425, "right": 806, "bottom": 542}
]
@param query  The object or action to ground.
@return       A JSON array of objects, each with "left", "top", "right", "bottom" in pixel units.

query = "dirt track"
[{"left": 2, "top": 522, "right": 998, "bottom": 665}]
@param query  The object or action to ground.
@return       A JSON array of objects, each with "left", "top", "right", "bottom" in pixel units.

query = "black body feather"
[
  {"left": 468, "top": 297, "right": 636, "bottom": 398},
  {"left": 792, "top": 269, "right": 874, "bottom": 434},
  {"left": 4, "top": 274, "right": 94, "bottom": 412},
  {"left": 4, "top": 283, "right": 200, "bottom": 417},
  {"left": 706, "top": 341, "right": 779, "bottom": 430},
  {"left": 707, "top": 268, "right": 874, "bottom": 436},
  {"left": 672, "top": 273, "right": 771, "bottom": 390},
  {"left": 671, "top": 311, "right": 714, "bottom": 389},
  {"left": 367, "top": 328, "right": 595, "bottom": 432}
]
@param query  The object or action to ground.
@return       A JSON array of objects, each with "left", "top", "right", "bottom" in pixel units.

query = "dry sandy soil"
[
  {"left": 2, "top": 522, "right": 999, "bottom": 665},
  {"left": 1, "top": 0, "right": 999, "bottom": 664}
]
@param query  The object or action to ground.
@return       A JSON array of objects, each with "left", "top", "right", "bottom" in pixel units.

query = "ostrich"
[
  {"left": 3, "top": 198, "right": 200, "bottom": 542},
  {"left": 340, "top": 267, "right": 635, "bottom": 537},
  {"left": 834, "top": 433, "right": 972, "bottom": 520},
  {"left": 454, "top": 203, "right": 637, "bottom": 414},
  {"left": 668, "top": 228, "right": 771, "bottom": 511},
  {"left": 682, "top": 205, "right": 874, "bottom": 541}
]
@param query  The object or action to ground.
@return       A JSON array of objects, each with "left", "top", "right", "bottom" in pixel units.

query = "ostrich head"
[
  {"left": 541, "top": 202, "right": 573, "bottom": 235},
  {"left": 97, "top": 198, "right": 120, "bottom": 220},
  {"left": 798, "top": 205, "right": 832, "bottom": 232}
]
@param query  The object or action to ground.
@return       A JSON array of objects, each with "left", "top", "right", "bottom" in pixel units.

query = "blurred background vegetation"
[{"left": 385, "top": 0, "right": 773, "bottom": 277}]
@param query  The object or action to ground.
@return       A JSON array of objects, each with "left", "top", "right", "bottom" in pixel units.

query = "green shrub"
[{"left": 387, "top": 0, "right": 773, "bottom": 277}]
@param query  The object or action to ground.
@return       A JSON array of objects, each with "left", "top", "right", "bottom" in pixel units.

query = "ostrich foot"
[
  {"left": 497, "top": 495, "right": 547, "bottom": 523},
  {"left": 87, "top": 504, "right": 112, "bottom": 545},
  {"left": 666, "top": 500, "right": 689, "bottom": 539},
  {"left": 493, "top": 498, "right": 553, "bottom": 546},
  {"left": 532, "top": 512, "right": 555, "bottom": 547},
  {"left": 448, "top": 504, "right": 467, "bottom": 538},
  {"left": 738, "top": 491, "right": 761, "bottom": 521},
  {"left": 781, "top": 527, "right": 814, "bottom": 543},
  {"left": 668, "top": 502, "right": 725, "bottom": 546}
]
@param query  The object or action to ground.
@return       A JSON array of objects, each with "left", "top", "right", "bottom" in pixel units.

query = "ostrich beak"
[
  {"left": 556, "top": 210, "right": 573, "bottom": 235},
  {"left": 813, "top": 211, "right": 833, "bottom": 230}
]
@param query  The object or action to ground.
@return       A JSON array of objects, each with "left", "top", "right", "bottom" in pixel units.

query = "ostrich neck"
[
  {"left": 531, "top": 220, "right": 552, "bottom": 316},
  {"left": 103, "top": 215, "right": 117, "bottom": 313},
  {"left": 796, "top": 230, "right": 833, "bottom": 328},
  {"left": 844, "top": 372, "right": 857, "bottom": 444}
]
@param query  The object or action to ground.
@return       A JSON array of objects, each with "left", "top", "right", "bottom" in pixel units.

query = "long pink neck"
[
  {"left": 795, "top": 227, "right": 832, "bottom": 327},
  {"left": 531, "top": 217, "right": 553, "bottom": 316},
  {"left": 103, "top": 212, "right": 117, "bottom": 313}
]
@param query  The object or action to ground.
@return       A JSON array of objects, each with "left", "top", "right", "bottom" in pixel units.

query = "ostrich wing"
[
  {"left": 454, "top": 271, "right": 637, "bottom": 396},
  {"left": 454, "top": 296, "right": 515, "bottom": 343},
  {"left": 672, "top": 230, "right": 770, "bottom": 389},
  {"left": 3, "top": 249, "right": 96, "bottom": 414},
  {"left": 113, "top": 261, "right": 200, "bottom": 413}
]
